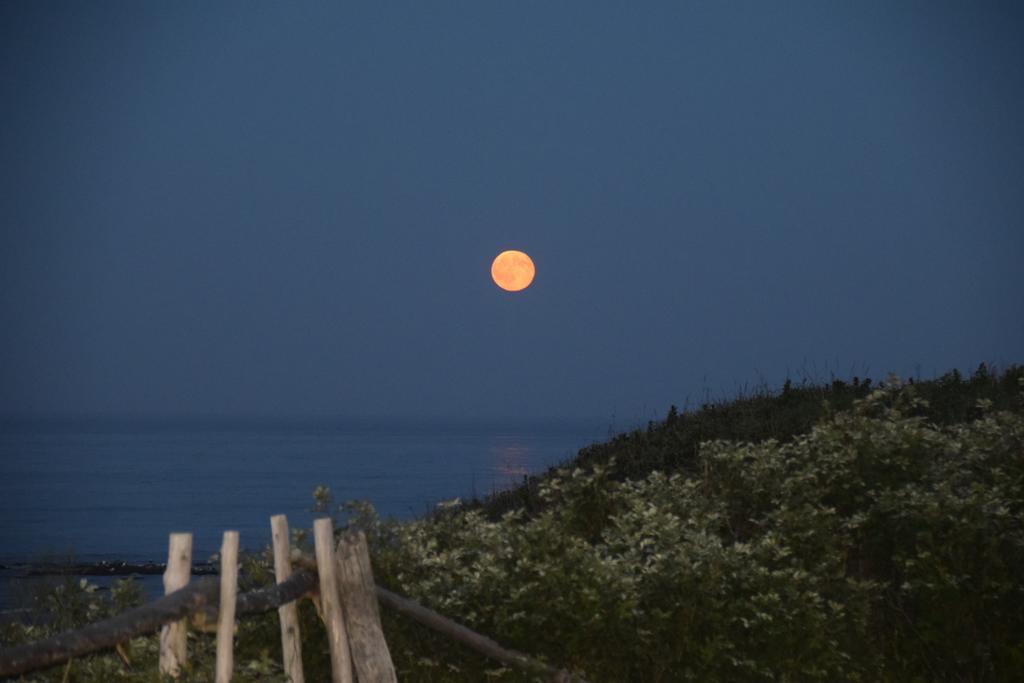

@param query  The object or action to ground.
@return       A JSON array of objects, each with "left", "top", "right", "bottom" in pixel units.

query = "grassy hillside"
[
  {"left": 362, "top": 366, "right": 1024, "bottom": 681},
  {"left": 3, "top": 365, "right": 1022, "bottom": 681},
  {"left": 471, "top": 364, "right": 1024, "bottom": 519}
]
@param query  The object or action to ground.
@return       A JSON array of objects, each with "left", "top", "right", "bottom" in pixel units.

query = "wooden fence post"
[
  {"left": 159, "top": 533, "right": 192, "bottom": 677},
  {"left": 271, "top": 514, "right": 304, "bottom": 683},
  {"left": 313, "top": 518, "right": 353, "bottom": 683},
  {"left": 336, "top": 531, "right": 397, "bottom": 683},
  {"left": 216, "top": 530, "right": 239, "bottom": 683}
]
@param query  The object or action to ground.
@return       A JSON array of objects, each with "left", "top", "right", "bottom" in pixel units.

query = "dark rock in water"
[{"left": 2, "top": 561, "right": 219, "bottom": 577}]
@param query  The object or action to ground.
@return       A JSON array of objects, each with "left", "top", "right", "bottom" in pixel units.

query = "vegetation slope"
[{"left": 3, "top": 365, "right": 1022, "bottom": 682}]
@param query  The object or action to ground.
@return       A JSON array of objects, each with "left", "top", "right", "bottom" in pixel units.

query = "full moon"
[{"left": 491, "top": 250, "right": 536, "bottom": 292}]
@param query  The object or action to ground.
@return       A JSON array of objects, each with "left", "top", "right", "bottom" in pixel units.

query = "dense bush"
[
  {"left": 4, "top": 370, "right": 1022, "bottom": 681},
  {"left": 364, "top": 377, "right": 1024, "bottom": 681}
]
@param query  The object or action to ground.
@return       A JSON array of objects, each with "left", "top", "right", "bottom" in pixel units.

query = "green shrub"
[{"left": 365, "top": 377, "right": 1024, "bottom": 681}]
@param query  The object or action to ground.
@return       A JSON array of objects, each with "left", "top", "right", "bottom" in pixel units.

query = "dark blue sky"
[{"left": 2, "top": 2, "right": 1022, "bottom": 421}]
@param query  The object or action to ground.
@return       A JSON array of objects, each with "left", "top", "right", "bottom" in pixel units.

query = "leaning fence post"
[
  {"left": 159, "top": 532, "right": 192, "bottom": 677},
  {"left": 271, "top": 514, "right": 304, "bottom": 683},
  {"left": 314, "top": 518, "right": 353, "bottom": 683},
  {"left": 216, "top": 530, "right": 239, "bottom": 683},
  {"left": 336, "top": 531, "right": 397, "bottom": 683}
]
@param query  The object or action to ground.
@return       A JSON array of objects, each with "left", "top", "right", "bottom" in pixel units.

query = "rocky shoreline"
[{"left": 0, "top": 561, "right": 218, "bottom": 577}]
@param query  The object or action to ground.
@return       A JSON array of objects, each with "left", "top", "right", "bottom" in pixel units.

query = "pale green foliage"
[{"left": 367, "top": 382, "right": 1024, "bottom": 681}]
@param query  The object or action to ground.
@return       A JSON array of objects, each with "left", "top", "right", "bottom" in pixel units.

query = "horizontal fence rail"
[
  {"left": 0, "top": 569, "right": 317, "bottom": 677},
  {"left": 376, "top": 587, "right": 586, "bottom": 683}
]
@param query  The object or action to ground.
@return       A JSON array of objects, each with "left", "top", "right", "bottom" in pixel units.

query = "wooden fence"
[{"left": 0, "top": 515, "right": 587, "bottom": 682}]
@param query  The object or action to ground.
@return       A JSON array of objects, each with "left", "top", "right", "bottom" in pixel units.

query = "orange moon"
[{"left": 491, "top": 250, "right": 536, "bottom": 292}]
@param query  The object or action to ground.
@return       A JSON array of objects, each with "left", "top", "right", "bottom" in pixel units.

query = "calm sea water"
[{"left": 0, "top": 416, "right": 607, "bottom": 568}]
